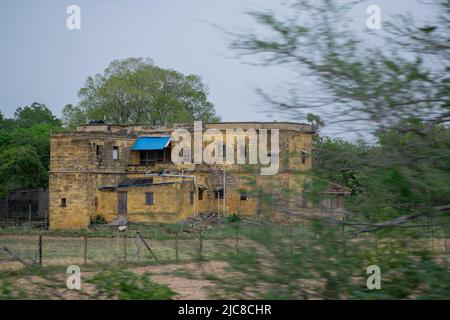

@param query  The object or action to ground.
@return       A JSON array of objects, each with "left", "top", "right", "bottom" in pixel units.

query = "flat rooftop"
[
  {"left": 76, "top": 121, "right": 313, "bottom": 133},
  {"left": 51, "top": 121, "right": 314, "bottom": 138}
]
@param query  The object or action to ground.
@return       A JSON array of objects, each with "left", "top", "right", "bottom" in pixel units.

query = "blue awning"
[{"left": 131, "top": 136, "right": 171, "bottom": 150}]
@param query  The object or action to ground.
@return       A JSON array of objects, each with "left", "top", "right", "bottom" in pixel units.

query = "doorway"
[{"left": 118, "top": 192, "right": 127, "bottom": 215}]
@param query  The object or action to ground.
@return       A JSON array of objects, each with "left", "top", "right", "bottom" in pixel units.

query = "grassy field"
[{"left": 0, "top": 220, "right": 448, "bottom": 299}]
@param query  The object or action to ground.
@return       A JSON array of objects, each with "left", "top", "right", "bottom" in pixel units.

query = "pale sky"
[{"left": 0, "top": 0, "right": 438, "bottom": 140}]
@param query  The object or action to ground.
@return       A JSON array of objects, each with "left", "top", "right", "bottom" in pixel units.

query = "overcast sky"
[{"left": 0, "top": 0, "right": 437, "bottom": 139}]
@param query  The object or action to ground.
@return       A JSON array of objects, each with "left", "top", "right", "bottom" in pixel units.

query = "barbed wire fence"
[{"left": 0, "top": 225, "right": 447, "bottom": 270}]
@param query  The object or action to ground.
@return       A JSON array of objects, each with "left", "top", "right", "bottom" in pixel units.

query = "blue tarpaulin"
[{"left": 131, "top": 137, "right": 171, "bottom": 150}]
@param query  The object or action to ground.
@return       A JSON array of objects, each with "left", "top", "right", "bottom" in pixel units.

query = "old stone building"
[{"left": 49, "top": 121, "right": 349, "bottom": 229}]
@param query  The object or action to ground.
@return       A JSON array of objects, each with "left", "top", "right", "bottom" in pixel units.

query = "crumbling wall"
[
  {"left": 49, "top": 123, "right": 314, "bottom": 229},
  {"left": 96, "top": 182, "right": 195, "bottom": 223}
]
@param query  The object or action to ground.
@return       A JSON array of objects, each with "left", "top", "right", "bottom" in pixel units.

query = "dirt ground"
[{"left": 2, "top": 260, "right": 230, "bottom": 300}]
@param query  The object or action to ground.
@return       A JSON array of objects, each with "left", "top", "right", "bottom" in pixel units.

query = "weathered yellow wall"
[
  {"left": 49, "top": 123, "right": 314, "bottom": 229},
  {"left": 96, "top": 183, "right": 195, "bottom": 223}
]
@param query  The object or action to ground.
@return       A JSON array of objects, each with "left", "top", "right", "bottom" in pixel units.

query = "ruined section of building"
[
  {"left": 0, "top": 188, "right": 48, "bottom": 222},
  {"left": 49, "top": 122, "right": 349, "bottom": 229}
]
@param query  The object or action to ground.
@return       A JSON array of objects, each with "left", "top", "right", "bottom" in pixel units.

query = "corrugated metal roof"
[
  {"left": 118, "top": 178, "right": 154, "bottom": 187},
  {"left": 131, "top": 136, "right": 170, "bottom": 150}
]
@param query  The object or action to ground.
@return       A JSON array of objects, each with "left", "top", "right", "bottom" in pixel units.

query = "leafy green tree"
[
  {"left": 232, "top": 0, "right": 450, "bottom": 229},
  {"left": 0, "top": 146, "right": 48, "bottom": 196},
  {"left": 0, "top": 112, "right": 16, "bottom": 131},
  {"left": 0, "top": 105, "right": 62, "bottom": 196},
  {"left": 64, "top": 57, "right": 220, "bottom": 127},
  {"left": 14, "top": 102, "right": 62, "bottom": 128},
  {"left": 61, "top": 104, "right": 85, "bottom": 129}
]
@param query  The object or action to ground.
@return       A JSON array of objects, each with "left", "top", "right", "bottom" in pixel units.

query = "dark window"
[
  {"left": 215, "top": 189, "right": 224, "bottom": 199},
  {"left": 96, "top": 145, "right": 101, "bottom": 156},
  {"left": 190, "top": 191, "right": 194, "bottom": 205},
  {"left": 113, "top": 146, "right": 119, "bottom": 160},
  {"left": 222, "top": 144, "right": 226, "bottom": 158},
  {"left": 145, "top": 192, "right": 154, "bottom": 205},
  {"left": 198, "top": 188, "right": 204, "bottom": 200},
  {"left": 60, "top": 198, "right": 67, "bottom": 207},
  {"left": 240, "top": 190, "right": 247, "bottom": 201},
  {"left": 140, "top": 150, "right": 168, "bottom": 164},
  {"left": 301, "top": 150, "right": 307, "bottom": 164}
]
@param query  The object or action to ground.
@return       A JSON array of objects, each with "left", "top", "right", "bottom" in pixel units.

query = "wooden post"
[
  {"left": 28, "top": 203, "right": 32, "bottom": 228},
  {"left": 342, "top": 217, "right": 346, "bottom": 254},
  {"left": 235, "top": 227, "right": 239, "bottom": 254},
  {"left": 3, "top": 205, "right": 6, "bottom": 228},
  {"left": 3, "top": 246, "right": 31, "bottom": 267},
  {"left": 136, "top": 232, "right": 159, "bottom": 262},
  {"left": 83, "top": 236, "right": 88, "bottom": 265},
  {"left": 38, "top": 235, "right": 42, "bottom": 266},
  {"left": 175, "top": 232, "right": 179, "bottom": 261},
  {"left": 199, "top": 229, "right": 203, "bottom": 256},
  {"left": 136, "top": 233, "right": 141, "bottom": 262},
  {"left": 123, "top": 234, "right": 127, "bottom": 262}
]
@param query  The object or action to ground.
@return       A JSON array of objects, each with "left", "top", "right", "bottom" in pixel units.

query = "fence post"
[
  {"left": 235, "top": 227, "right": 239, "bottom": 254},
  {"left": 3, "top": 205, "right": 7, "bottom": 228},
  {"left": 38, "top": 235, "right": 42, "bottom": 266},
  {"left": 136, "top": 233, "right": 141, "bottom": 262},
  {"left": 342, "top": 217, "right": 346, "bottom": 254},
  {"left": 123, "top": 234, "right": 127, "bottom": 262},
  {"left": 136, "top": 231, "right": 159, "bottom": 262},
  {"left": 28, "top": 204, "right": 32, "bottom": 228},
  {"left": 175, "top": 232, "right": 179, "bottom": 261},
  {"left": 199, "top": 229, "right": 203, "bottom": 256},
  {"left": 83, "top": 236, "right": 88, "bottom": 265}
]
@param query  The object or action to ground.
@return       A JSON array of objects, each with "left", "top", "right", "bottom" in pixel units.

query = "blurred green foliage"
[{"left": 0, "top": 103, "right": 62, "bottom": 197}]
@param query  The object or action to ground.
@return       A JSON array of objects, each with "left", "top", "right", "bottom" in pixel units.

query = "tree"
[
  {"left": 306, "top": 113, "right": 325, "bottom": 131},
  {"left": 231, "top": 0, "right": 450, "bottom": 229},
  {"left": 0, "top": 105, "right": 62, "bottom": 195},
  {"left": 64, "top": 57, "right": 220, "bottom": 127},
  {"left": 14, "top": 102, "right": 62, "bottom": 128},
  {"left": 0, "top": 111, "right": 17, "bottom": 131},
  {"left": 61, "top": 104, "right": 85, "bottom": 130},
  {"left": 231, "top": 0, "right": 449, "bottom": 134},
  {"left": 0, "top": 146, "right": 48, "bottom": 197}
]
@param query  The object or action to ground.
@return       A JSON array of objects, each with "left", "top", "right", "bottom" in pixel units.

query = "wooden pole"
[
  {"left": 3, "top": 205, "right": 6, "bottom": 227},
  {"left": 136, "top": 233, "right": 141, "bottom": 262},
  {"left": 136, "top": 232, "right": 159, "bottom": 262},
  {"left": 123, "top": 234, "right": 127, "bottom": 262},
  {"left": 199, "top": 229, "right": 203, "bottom": 256},
  {"left": 2, "top": 246, "right": 31, "bottom": 267},
  {"left": 175, "top": 232, "right": 179, "bottom": 261},
  {"left": 28, "top": 203, "right": 32, "bottom": 228},
  {"left": 235, "top": 227, "right": 239, "bottom": 254},
  {"left": 342, "top": 216, "right": 346, "bottom": 254},
  {"left": 83, "top": 236, "right": 88, "bottom": 265},
  {"left": 38, "top": 235, "right": 42, "bottom": 266}
]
